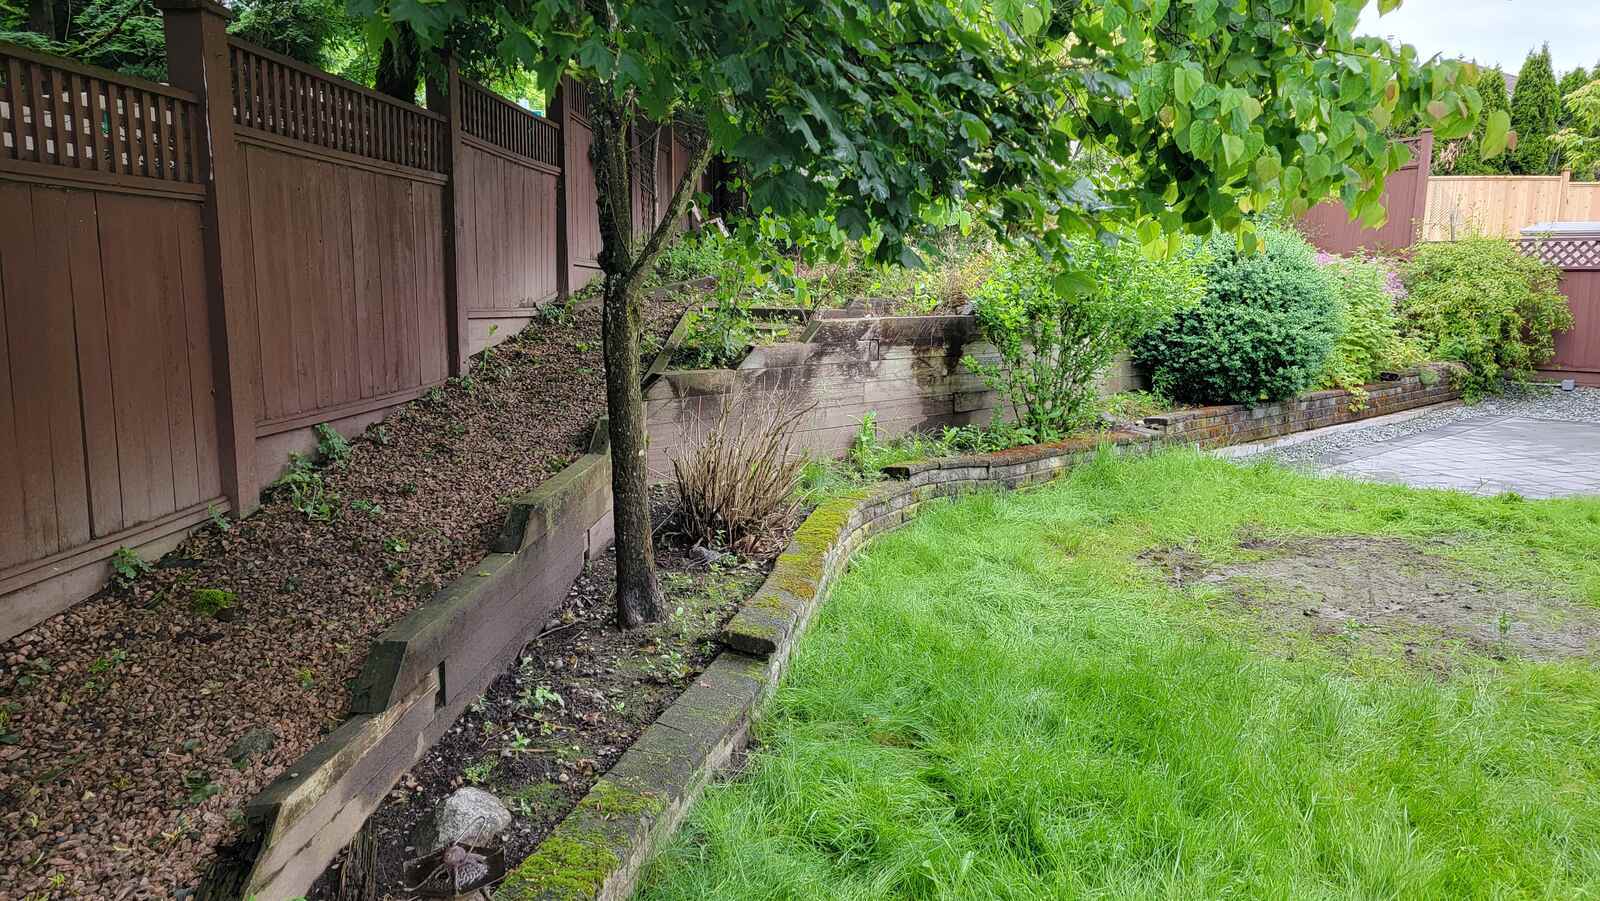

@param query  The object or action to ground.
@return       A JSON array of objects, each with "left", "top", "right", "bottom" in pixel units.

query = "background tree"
[
  {"left": 1443, "top": 67, "right": 1510, "bottom": 175},
  {"left": 1558, "top": 66, "right": 1591, "bottom": 130},
  {"left": 1510, "top": 45, "right": 1561, "bottom": 174},
  {"left": 378, "top": 0, "right": 1482, "bottom": 629},
  {"left": 1552, "top": 76, "right": 1600, "bottom": 181}
]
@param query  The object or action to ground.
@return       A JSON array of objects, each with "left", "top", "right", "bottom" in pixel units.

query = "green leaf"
[
  {"left": 1481, "top": 108, "right": 1510, "bottom": 158},
  {"left": 1220, "top": 134, "right": 1245, "bottom": 166},
  {"left": 1173, "top": 67, "right": 1203, "bottom": 106}
]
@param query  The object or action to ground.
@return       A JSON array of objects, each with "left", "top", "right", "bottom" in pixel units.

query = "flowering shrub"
[{"left": 1316, "top": 255, "right": 1425, "bottom": 404}]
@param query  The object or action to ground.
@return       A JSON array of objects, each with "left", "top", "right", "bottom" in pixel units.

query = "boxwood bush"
[
  {"left": 1135, "top": 225, "right": 1339, "bottom": 405},
  {"left": 1399, "top": 237, "right": 1572, "bottom": 398}
]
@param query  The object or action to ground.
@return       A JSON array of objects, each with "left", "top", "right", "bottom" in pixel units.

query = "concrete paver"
[{"left": 1321, "top": 416, "right": 1600, "bottom": 498}]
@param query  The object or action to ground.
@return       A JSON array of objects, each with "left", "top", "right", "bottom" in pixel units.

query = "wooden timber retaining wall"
[
  {"left": 0, "top": 7, "right": 706, "bottom": 641},
  {"left": 642, "top": 312, "right": 1145, "bottom": 479},
  {"left": 198, "top": 424, "right": 614, "bottom": 899}
]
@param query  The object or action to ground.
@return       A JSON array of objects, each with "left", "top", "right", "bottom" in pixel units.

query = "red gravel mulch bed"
[{"left": 0, "top": 294, "right": 689, "bottom": 899}]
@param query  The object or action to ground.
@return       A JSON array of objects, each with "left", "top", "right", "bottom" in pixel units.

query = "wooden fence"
[
  {"left": 1523, "top": 230, "right": 1600, "bottom": 386},
  {"left": 1298, "top": 132, "right": 1433, "bottom": 255},
  {"left": 0, "top": 0, "right": 694, "bottom": 642},
  {"left": 1423, "top": 172, "right": 1600, "bottom": 240}
]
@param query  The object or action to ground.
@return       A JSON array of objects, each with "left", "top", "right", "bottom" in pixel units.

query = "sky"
[{"left": 1358, "top": 0, "right": 1600, "bottom": 76}]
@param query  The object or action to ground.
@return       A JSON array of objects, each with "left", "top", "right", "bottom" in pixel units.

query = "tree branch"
[{"left": 626, "top": 134, "right": 714, "bottom": 283}]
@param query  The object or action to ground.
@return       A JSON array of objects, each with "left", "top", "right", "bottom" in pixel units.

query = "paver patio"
[{"left": 1321, "top": 415, "right": 1600, "bottom": 498}]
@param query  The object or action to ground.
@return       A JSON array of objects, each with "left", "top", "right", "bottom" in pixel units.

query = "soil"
[
  {"left": 1145, "top": 536, "right": 1600, "bottom": 662},
  {"left": 309, "top": 497, "right": 775, "bottom": 899},
  {"left": 0, "top": 293, "right": 691, "bottom": 899}
]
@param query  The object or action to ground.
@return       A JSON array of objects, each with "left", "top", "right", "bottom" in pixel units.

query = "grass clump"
[
  {"left": 189, "top": 588, "right": 237, "bottom": 618},
  {"left": 641, "top": 450, "right": 1600, "bottom": 899}
]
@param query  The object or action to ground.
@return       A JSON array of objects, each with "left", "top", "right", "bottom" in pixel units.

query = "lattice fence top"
[
  {"left": 227, "top": 38, "right": 448, "bottom": 174},
  {"left": 460, "top": 79, "right": 559, "bottom": 168},
  {"left": 1520, "top": 236, "right": 1600, "bottom": 271},
  {"left": 1, "top": 42, "right": 203, "bottom": 184}
]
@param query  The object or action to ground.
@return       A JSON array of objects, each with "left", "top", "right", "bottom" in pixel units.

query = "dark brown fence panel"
[
  {"left": 0, "top": 177, "right": 223, "bottom": 638},
  {"left": 561, "top": 80, "right": 602, "bottom": 291},
  {"left": 457, "top": 79, "right": 562, "bottom": 353},
  {"left": 1524, "top": 232, "right": 1600, "bottom": 386},
  {"left": 1300, "top": 131, "right": 1432, "bottom": 255},
  {"left": 237, "top": 140, "right": 448, "bottom": 436}
]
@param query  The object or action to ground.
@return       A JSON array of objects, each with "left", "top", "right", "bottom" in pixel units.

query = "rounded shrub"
[
  {"left": 1135, "top": 225, "right": 1339, "bottom": 405},
  {"left": 1398, "top": 236, "right": 1571, "bottom": 399}
]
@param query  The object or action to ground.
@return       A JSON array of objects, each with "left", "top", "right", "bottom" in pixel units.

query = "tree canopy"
[
  {"left": 377, "top": 0, "right": 1483, "bottom": 261},
  {"left": 1510, "top": 44, "right": 1560, "bottom": 175}
]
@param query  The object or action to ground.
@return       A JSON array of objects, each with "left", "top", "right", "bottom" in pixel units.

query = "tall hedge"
[
  {"left": 1511, "top": 46, "right": 1561, "bottom": 175},
  {"left": 1134, "top": 225, "right": 1339, "bottom": 406}
]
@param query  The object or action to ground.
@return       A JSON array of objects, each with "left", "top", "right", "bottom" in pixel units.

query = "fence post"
[
  {"left": 429, "top": 55, "right": 470, "bottom": 376},
  {"left": 156, "top": 0, "right": 259, "bottom": 516},
  {"left": 1557, "top": 169, "right": 1573, "bottom": 219},
  {"left": 550, "top": 80, "right": 572, "bottom": 300}
]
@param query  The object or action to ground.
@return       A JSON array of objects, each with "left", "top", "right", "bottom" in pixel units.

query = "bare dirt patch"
[{"left": 1145, "top": 536, "right": 1600, "bottom": 662}]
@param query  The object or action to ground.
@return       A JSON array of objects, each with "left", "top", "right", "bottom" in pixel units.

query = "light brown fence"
[
  {"left": 0, "top": 3, "right": 692, "bottom": 641},
  {"left": 1423, "top": 172, "right": 1600, "bottom": 240}
]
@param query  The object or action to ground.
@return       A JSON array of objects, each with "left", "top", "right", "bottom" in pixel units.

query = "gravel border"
[{"left": 1252, "top": 384, "right": 1600, "bottom": 468}]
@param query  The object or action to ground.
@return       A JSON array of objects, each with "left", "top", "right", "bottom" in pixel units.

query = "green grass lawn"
[{"left": 639, "top": 450, "right": 1600, "bottom": 900}]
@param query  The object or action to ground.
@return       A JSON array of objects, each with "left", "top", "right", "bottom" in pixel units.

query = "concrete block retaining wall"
[
  {"left": 199, "top": 425, "right": 615, "bottom": 900},
  {"left": 643, "top": 313, "right": 1143, "bottom": 479}
]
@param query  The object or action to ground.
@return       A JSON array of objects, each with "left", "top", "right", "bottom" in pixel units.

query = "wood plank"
[
  {"left": 176, "top": 201, "right": 222, "bottom": 501},
  {"left": 346, "top": 167, "right": 385, "bottom": 398},
  {"left": 63, "top": 189, "right": 123, "bottom": 537},
  {"left": 323, "top": 160, "right": 357, "bottom": 406},
  {"left": 1, "top": 183, "right": 63, "bottom": 560},
  {"left": 0, "top": 182, "right": 30, "bottom": 567},
  {"left": 378, "top": 176, "right": 405, "bottom": 391},
  {"left": 29, "top": 187, "right": 92, "bottom": 549},
  {"left": 154, "top": 196, "right": 201, "bottom": 509},
  {"left": 96, "top": 193, "right": 170, "bottom": 526},
  {"left": 247, "top": 145, "right": 296, "bottom": 419},
  {"left": 395, "top": 178, "right": 420, "bottom": 389},
  {"left": 305, "top": 158, "right": 336, "bottom": 411}
]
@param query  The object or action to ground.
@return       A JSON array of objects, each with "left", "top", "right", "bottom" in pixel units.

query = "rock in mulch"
[
  {"left": 412, "top": 787, "right": 513, "bottom": 854},
  {"left": 224, "top": 727, "right": 277, "bottom": 767}
]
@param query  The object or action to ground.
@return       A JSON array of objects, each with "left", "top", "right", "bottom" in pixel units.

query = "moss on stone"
[
  {"left": 582, "top": 779, "right": 665, "bottom": 820},
  {"left": 499, "top": 830, "right": 620, "bottom": 901}
]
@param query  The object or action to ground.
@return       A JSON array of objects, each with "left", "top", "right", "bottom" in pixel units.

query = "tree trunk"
[
  {"left": 591, "top": 94, "right": 665, "bottom": 628},
  {"left": 375, "top": 24, "right": 421, "bottom": 102},
  {"left": 27, "top": 0, "right": 55, "bottom": 40}
]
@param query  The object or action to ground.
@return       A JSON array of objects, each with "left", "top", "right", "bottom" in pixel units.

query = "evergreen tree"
[
  {"left": 1558, "top": 67, "right": 1591, "bottom": 130},
  {"left": 1510, "top": 45, "right": 1561, "bottom": 174},
  {"left": 1448, "top": 67, "right": 1511, "bottom": 174}
]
